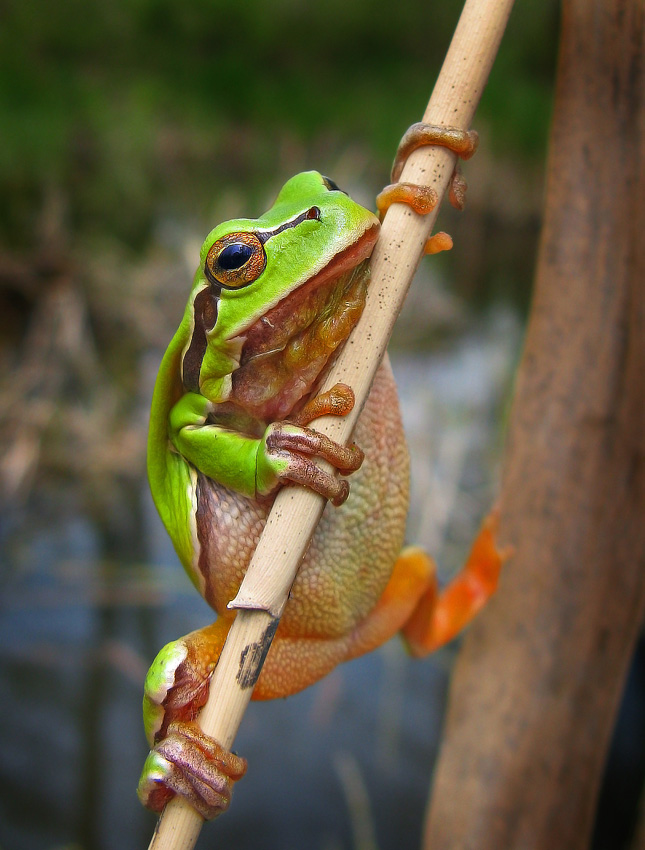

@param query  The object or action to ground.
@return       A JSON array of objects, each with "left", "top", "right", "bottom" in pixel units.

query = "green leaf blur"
[{"left": 0, "top": 0, "right": 558, "bottom": 249}]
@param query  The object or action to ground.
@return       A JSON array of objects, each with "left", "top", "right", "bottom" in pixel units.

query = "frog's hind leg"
[
  {"left": 138, "top": 618, "right": 249, "bottom": 819},
  {"left": 402, "top": 510, "right": 508, "bottom": 656},
  {"left": 339, "top": 510, "right": 507, "bottom": 664},
  {"left": 143, "top": 619, "right": 232, "bottom": 744},
  {"left": 253, "top": 550, "right": 436, "bottom": 702},
  {"left": 251, "top": 549, "right": 434, "bottom": 700},
  {"left": 253, "top": 511, "right": 507, "bottom": 698}
]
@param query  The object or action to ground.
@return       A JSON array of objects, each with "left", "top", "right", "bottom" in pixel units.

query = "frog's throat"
[
  {"left": 229, "top": 250, "right": 375, "bottom": 422},
  {"left": 241, "top": 223, "right": 378, "bottom": 359},
  {"left": 238, "top": 221, "right": 379, "bottom": 349}
]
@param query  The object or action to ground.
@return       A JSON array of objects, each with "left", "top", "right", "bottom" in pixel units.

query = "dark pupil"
[{"left": 218, "top": 243, "right": 253, "bottom": 270}]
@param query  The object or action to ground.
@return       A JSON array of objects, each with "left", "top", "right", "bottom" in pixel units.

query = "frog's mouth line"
[{"left": 230, "top": 222, "right": 379, "bottom": 421}]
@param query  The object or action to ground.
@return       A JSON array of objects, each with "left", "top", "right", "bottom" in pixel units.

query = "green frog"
[{"left": 139, "top": 127, "right": 503, "bottom": 821}]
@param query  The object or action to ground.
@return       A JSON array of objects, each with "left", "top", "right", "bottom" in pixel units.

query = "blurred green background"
[
  {"left": 0, "top": 1, "right": 570, "bottom": 849},
  {"left": 1, "top": 0, "right": 555, "bottom": 245}
]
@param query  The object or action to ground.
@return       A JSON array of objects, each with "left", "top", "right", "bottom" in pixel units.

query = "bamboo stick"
[{"left": 147, "top": 0, "right": 515, "bottom": 846}]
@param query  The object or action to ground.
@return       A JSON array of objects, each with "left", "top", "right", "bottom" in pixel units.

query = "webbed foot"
[{"left": 138, "top": 721, "right": 247, "bottom": 820}]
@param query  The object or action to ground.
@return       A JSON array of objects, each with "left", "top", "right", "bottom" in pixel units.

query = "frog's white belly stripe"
[{"left": 187, "top": 466, "right": 207, "bottom": 596}]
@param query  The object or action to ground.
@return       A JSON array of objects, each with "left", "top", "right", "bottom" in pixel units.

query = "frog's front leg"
[
  {"left": 138, "top": 619, "right": 247, "bottom": 819},
  {"left": 171, "top": 388, "right": 363, "bottom": 507}
]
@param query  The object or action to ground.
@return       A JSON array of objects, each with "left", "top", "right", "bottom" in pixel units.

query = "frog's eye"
[{"left": 204, "top": 232, "right": 267, "bottom": 289}]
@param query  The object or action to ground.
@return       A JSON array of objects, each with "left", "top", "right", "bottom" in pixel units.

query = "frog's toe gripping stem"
[
  {"left": 262, "top": 383, "right": 364, "bottom": 506},
  {"left": 376, "top": 183, "right": 439, "bottom": 221},
  {"left": 292, "top": 382, "right": 356, "bottom": 427},
  {"left": 265, "top": 422, "right": 364, "bottom": 506},
  {"left": 390, "top": 122, "right": 479, "bottom": 184},
  {"left": 424, "top": 231, "right": 454, "bottom": 255},
  {"left": 138, "top": 721, "right": 247, "bottom": 820},
  {"left": 377, "top": 122, "right": 479, "bottom": 251}
]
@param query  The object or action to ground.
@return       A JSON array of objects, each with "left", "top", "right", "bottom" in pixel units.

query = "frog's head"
[{"left": 186, "top": 171, "right": 380, "bottom": 420}]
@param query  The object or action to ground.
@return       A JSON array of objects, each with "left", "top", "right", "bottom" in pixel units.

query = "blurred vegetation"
[
  {"left": 0, "top": 0, "right": 558, "bottom": 247},
  {"left": 0, "top": 0, "right": 559, "bottom": 513}
]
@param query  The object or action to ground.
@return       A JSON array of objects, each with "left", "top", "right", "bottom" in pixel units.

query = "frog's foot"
[
  {"left": 138, "top": 720, "right": 247, "bottom": 820},
  {"left": 139, "top": 621, "right": 245, "bottom": 818},
  {"left": 376, "top": 182, "right": 439, "bottom": 221},
  {"left": 261, "top": 383, "right": 364, "bottom": 506},
  {"left": 374, "top": 184, "right": 454, "bottom": 256},
  {"left": 402, "top": 508, "right": 512, "bottom": 656},
  {"left": 424, "top": 231, "right": 454, "bottom": 255},
  {"left": 264, "top": 420, "right": 364, "bottom": 506},
  {"left": 391, "top": 122, "right": 479, "bottom": 189},
  {"left": 376, "top": 122, "right": 479, "bottom": 251}
]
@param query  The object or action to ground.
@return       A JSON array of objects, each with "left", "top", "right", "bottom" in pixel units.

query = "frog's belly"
[{"left": 195, "top": 355, "right": 410, "bottom": 640}]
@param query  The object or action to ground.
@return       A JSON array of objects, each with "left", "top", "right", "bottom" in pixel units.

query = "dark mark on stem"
[{"left": 236, "top": 617, "right": 281, "bottom": 689}]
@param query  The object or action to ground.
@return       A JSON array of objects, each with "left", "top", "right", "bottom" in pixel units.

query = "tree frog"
[{"left": 139, "top": 153, "right": 504, "bottom": 820}]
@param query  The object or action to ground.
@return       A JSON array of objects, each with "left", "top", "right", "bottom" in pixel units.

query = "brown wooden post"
[{"left": 423, "top": 1, "right": 645, "bottom": 848}]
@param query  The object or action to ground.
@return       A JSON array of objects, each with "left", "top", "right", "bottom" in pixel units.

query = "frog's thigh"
[
  {"left": 145, "top": 618, "right": 233, "bottom": 739},
  {"left": 344, "top": 547, "right": 437, "bottom": 660},
  {"left": 252, "top": 630, "right": 355, "bottom": 700},
  {"left": 253, "top": 549, "right": 436, "bottom": 701}
]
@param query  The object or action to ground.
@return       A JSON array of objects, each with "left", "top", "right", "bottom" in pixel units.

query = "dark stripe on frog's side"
[
  {"left": 182, "top": 206, "right": 321, "bottom": 393},
  {"left": 182, "top": 287, "right": 219, "bottom": 392}
]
